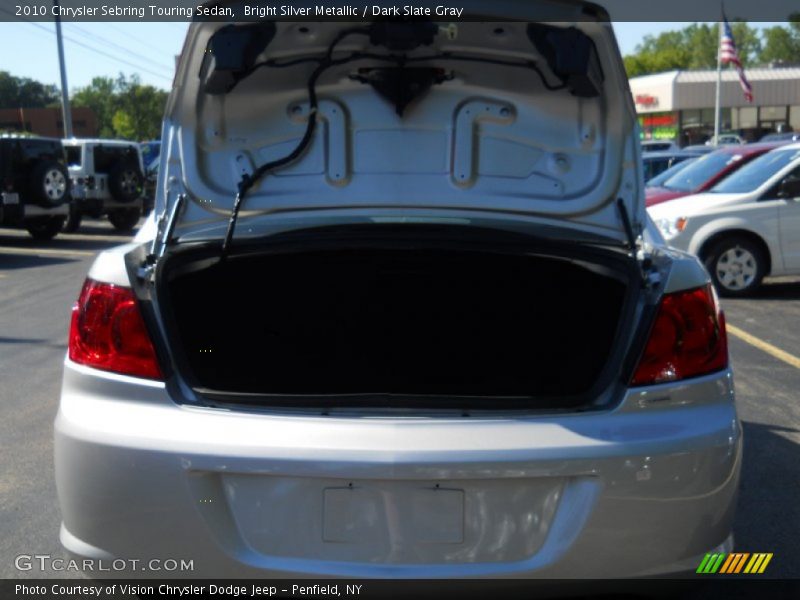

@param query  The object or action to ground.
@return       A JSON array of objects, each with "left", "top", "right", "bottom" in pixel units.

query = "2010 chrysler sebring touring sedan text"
[{"left": 55, "top": 2, "right": 741, "bottom": 578}]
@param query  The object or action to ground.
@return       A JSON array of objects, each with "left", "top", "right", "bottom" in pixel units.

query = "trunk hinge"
[
  {"left": 137, "top": 194, "right": 186, "bottom": 283},
  {"left": 616, "top": 198, "right": 660, "bottom": 289}
]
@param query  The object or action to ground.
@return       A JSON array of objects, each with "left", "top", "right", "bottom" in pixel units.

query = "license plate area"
[
  {"left": 1, "top": 192, "right": 19, "bottom": 205},
  {"left": 323, "top": 485, "right": 464, "bottom": 544},
  {"left": 217, "top": 474, "right": 564, "bottom": 564}
]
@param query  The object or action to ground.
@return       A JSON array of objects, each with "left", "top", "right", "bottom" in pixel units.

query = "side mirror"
[{"left": 777, "top": 178, "right": 800, "bottom": 199}]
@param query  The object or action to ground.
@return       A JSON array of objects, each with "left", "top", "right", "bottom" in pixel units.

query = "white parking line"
[
  {"left": 60, "top": 233, "right": 133, "bottom": 243},
  {"left": 0, "top": 247, "right": 95, "bottom": 258},
  {"left": 0, "top": 229, "right": 133, "bottom": 244}
]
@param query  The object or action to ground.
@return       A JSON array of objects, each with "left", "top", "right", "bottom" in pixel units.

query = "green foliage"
[
  {"left": 623, "top": 21, "right": 766, "bottom": 78},
  {"left": 71, "top": 74, "right": 168, "bottom": 141},
  {"left": 760, "top": 14, "right": 800, "bottom": 64},
  {"left": 71, "top": 76, "right": 117, "bottom": 137},
  {"left": 0, "top": 71, "right": 60, "bottom": 109}
]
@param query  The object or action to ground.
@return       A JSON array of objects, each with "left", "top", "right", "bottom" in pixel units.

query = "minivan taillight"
[
  {"left": 68, "top": 279, "right": 162, "bottom": 380},
  {"left": 631, "top": 285, "right": 727, "bottom": 386}
]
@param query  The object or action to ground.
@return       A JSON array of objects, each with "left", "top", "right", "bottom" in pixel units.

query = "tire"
[
  {"left": 25, "top": 216, "right": 66, "bottom": 240},
  {"left": 107, "top": 207, "right": 141, "bottom": 232},
  {"left": 29, "top": 161, "right": 70, "bottom": 207},
  {"left": 63, "top": 205, "right": 82, "bottom": 233},
  {"left": 703, "top": 236, "right": 767, "bottom": 297},
  {"left": 108, "top": 162, "right": 143, "bottom": 203}
]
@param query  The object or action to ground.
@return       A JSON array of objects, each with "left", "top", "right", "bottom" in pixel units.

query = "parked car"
[
  {"left": 56, "top": 15, "right": 740, "bottom": 578},
  {"left": 0, "top": 135, "right": 71, "bottom": 239},
  {"left": 642, "top": 150, "right": 704, "bottom": 182},
  {"left": 646, "top": 142, "right": 788, "bottom": 207},
  {"left": 705, "top": 134, "right": 744, "bottom": 146},
  {"left": 649, "top": 143, "right": 800, "bottom": 296},
  {"left": 759, "top": 131, "right": 800, "bottom": 143},
  {"left": 142, "top": 159, "right": 158, "bottom": 216},
  {"left": 139, "top": 140, "right": 161, "bottom": 170},
  {"left": 681, "top": 144, "right": 716, "bottom": 154},
  {"left": 62, "top": 139, "right": 145, "bottom": 232},
  {"left": 640, "top": 139, "right": 679, "bottom": 153},
  {"left": 646, "top": 156, "right": 699, "bottom": 188}
]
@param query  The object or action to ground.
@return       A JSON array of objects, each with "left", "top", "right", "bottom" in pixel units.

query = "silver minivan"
[{"left": 56, "top": 4, "right": 740, "bottom": 578}]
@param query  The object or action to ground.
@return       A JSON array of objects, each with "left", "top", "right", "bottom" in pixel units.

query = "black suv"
[{"left": 0, "top": 135, "right": 72, "bottom": 240}]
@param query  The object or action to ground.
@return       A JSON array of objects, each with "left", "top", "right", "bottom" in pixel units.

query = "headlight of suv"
[{"left": 656, "top": 216, "right": 688, "bottom": 240}]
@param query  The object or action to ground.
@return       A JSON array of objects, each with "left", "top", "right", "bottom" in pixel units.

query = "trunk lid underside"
[{"left": 159, "top": 13, "right": 643, "bottom": 245}]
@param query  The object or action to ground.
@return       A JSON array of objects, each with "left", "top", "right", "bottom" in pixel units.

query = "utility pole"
[
  {"left": 713, "top": 19, "right": 722, "bottom": 147},
  {"left": 53, "top": 0, "right": 73, "bottom": 138}
]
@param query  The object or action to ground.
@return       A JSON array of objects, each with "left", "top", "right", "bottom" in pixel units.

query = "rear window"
[
  {"left": 711, "top": 149, "right": 800, "bottom": 194},
  {"left": 94, "top": 145, "right": 138, "bottom": 172},
  {"left": 0, "top": 137, "right": 64, "bottom": 166},
  {"left": 660, "top": 151, "right": 745, "bottom": 192},
  {"left": 20, "top": 139, "right": 63, "bottom": 162},
  {"left": 65, "top": 146, "right": 81, "bottom": 167},
  {"left": 646, "top": 156, "right": 698, "bottom": 187}
]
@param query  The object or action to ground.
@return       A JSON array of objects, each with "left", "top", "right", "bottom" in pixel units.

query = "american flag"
[{"left": 720, "top": 16, "right": 754, "bottom": 102}]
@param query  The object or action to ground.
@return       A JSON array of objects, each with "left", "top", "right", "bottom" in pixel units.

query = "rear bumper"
[
  {"left": 0, "top": 194, "right": 68, "bottom": 224},
  {"left": 55, "top": 361, "right": 742, "bottom": 578},
  {"left": 72, "top": 196, "right": 143, "bottom": 214}
]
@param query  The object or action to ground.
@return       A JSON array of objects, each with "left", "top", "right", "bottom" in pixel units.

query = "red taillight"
[
  {"left": 68, "top": 279, "right": 162, "bottom": 380},
  {"left": 631, "top": 285, "right": 728, "bottom": 386}
]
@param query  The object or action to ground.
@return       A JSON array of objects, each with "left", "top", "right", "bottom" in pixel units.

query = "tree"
[
  {"left": 623, "top": 21, "right": 761, "bottom": 78},
  {"left": 112, "top": 75, "right": 168, "bottom": 140},
  {"left": 71, "top": 76, "right": 117, "bottom": 137},
  {"left": 0, "top": 71, "right": 60, "bottom": 109},
  {"left": 760, "top": 14, "right": 800, "bottom": 64},
  {"left": 72, "top": 74, "right": 168, "bottom": 140}
]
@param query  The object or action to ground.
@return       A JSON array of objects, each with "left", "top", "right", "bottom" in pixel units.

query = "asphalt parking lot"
[{"left": 0, "top": 220, "right": 798, "bottom": 580}]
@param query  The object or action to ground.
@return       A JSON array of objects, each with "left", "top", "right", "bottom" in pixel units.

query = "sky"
[
  {"left": 0, "top": 21, "right": 785, "bottom": 92},
  {"left": 0, "top": 21, "right": 190, "bottom": 91}
]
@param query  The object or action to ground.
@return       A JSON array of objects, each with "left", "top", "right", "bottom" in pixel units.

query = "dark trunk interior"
[{"left": 164, "top": 239, "right": 629, "bottom": 407}]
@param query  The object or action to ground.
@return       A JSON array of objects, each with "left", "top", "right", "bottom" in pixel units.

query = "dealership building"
[
  {"left": 0, "top": 107, "right": 98, "bottom": 138},
  {"left": 629, "top": 67, "right": 800, "bottom": 145}
]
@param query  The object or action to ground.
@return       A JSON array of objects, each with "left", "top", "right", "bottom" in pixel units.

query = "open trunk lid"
[{"left": 155, "top": 1, "right": 644, "bottom": 246}]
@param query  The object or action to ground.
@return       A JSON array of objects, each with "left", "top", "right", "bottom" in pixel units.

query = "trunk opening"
[{"left": 159, "top": 225, "right": 636, "bottom": 411}]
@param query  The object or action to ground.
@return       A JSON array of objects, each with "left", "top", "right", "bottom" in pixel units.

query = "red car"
[{"left": 646, "top": 142, "right": 787, "bottom": 206}]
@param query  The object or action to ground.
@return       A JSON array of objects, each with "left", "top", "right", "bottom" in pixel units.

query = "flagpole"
[{"left": 714, "top": 19, "right": 722, "bottom": 146}]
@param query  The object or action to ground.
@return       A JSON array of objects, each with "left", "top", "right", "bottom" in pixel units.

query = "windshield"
[
  {"left": 711, "top": 148, "right": 800, "bottom": 194},
  {"left": 660, "top": 151, "right": 744, "bottom": 192},
  {"left": 646, "top": 157, "right": 698, "bottom": 187}
]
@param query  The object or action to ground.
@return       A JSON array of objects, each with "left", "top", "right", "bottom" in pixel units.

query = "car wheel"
[
  {"left": 107, "top": 207, "right": 141, "bottom": 231},
  {"left": 108, "top": 162, "right": 143, "bottom": 203},
  {"left": 63, "top": 206, "right": 82, "bottom": 232},
  {"left": 704, "top": 237, "right": 766, "bottom": 297},
  {"left": 30, "top": 161, "right": 70, "bottom": 207},
  {"left": 25, "top": 216, "right": 66, "bottom": 240}
]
